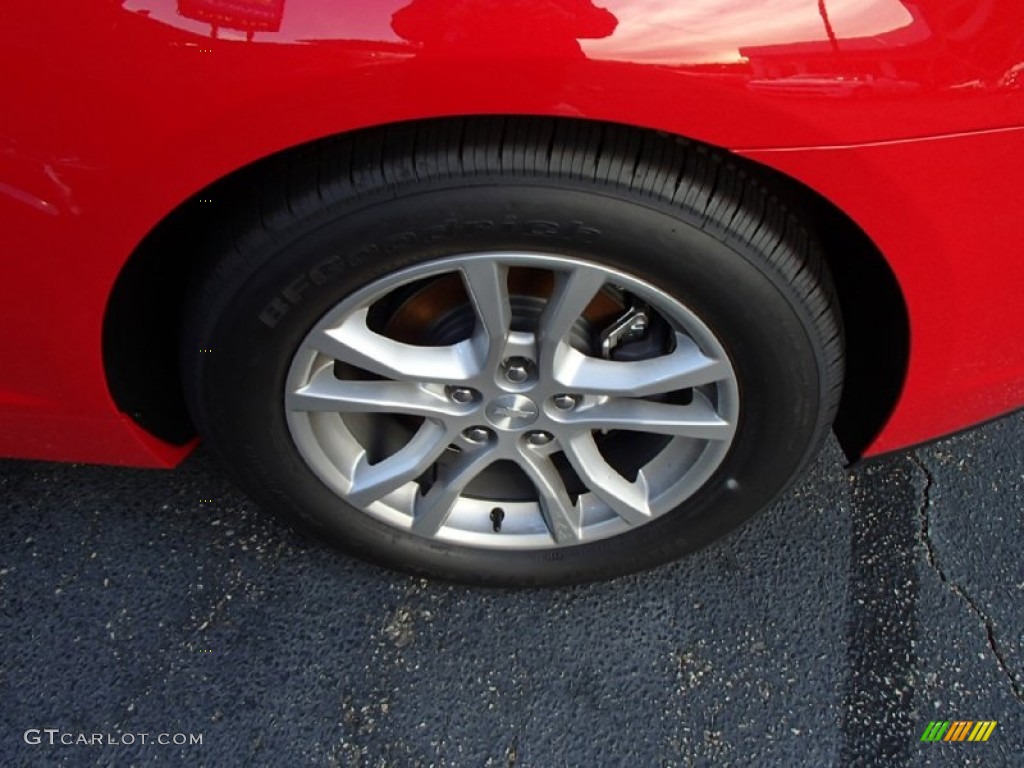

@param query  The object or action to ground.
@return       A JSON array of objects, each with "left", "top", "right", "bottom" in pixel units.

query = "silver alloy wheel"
[{"left": 284, "top": 253, "right": 739, "bottom": 549}]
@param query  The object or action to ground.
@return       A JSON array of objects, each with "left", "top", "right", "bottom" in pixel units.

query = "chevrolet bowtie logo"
[
  {"left": 486, "top": 395, "right": 540, "bottom": 428},
  {"left": 494, "top": 405, "right": 536, "bottom": 419}
]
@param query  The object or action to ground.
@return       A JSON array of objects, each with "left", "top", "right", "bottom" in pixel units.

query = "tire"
[{"left": 181, "top": 118, "right": 843, "bottom": 586}]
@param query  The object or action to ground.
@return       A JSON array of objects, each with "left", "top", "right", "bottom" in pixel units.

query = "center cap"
[{"left": 485, "top": 394, "right": 540, "bottom": 431}]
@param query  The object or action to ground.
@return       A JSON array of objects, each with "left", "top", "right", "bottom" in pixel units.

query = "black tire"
[{"left": 181, "top": 118, "right": 843, "bottom": 586}]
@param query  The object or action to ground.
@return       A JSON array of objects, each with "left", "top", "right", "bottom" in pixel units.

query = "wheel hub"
[{"left": 485, "top": 394, "right": 540, "bottom": 431}]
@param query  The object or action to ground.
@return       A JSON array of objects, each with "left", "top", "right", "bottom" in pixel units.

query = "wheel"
[{"left": 181, "top": 119, "right": 843, "bottom": 586}]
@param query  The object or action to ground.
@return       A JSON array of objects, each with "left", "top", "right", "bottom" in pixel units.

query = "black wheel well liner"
[{"left": 102, "top": 116, "right": 909, "bottom": 461}]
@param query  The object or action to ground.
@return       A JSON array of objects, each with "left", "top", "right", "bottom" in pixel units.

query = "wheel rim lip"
[{"left": 284, "top": 251, "right": 739, "bottom": 550}]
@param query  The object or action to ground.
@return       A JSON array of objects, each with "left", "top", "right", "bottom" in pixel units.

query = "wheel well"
[
  {"left": 749, "top": 162, "right": 909, "bottom": 462},
  {"left": 102, "top": 116, "right": 908, "bottom": 460}
]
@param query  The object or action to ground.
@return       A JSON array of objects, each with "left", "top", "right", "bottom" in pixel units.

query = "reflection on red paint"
[
  {"left": 178, "top": 0, "right": 285, "bottom": 40},
  {"left": 391, "top": 0, "right": 616, "bottom": 59}
]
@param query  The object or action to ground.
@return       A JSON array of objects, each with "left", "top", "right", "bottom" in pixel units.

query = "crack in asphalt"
[{"left": 910, "top": 452, "right": 1024, "bottom": 704}]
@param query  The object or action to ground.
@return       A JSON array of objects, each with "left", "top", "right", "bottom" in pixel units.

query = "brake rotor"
[{"left": 383, "top": 266, "right": 626, "bottom": 345}]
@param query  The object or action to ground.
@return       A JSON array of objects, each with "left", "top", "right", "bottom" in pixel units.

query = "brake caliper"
[{"left": 600, "top": 302, "right": 668, "bottom": 361}]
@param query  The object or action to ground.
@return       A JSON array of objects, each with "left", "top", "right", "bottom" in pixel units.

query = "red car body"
[{"left": 2, "top": 0, "right": 1023, "bottom": 468}]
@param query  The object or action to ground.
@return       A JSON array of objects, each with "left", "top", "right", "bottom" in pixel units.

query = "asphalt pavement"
[{"left": 1, "top": 412, "right": 1022, "bottom": 767}]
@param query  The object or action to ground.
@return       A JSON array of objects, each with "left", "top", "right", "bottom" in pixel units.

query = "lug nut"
[
  {"left": 448, "top": 387, "right": 477, "bottom": 404},
  {"left": 502, "top": 357, "right": 533, "bottom": 384},
  {"left": 462, "top": 426, "right": 492, "bottom": 444},
  {"left": 526, "top": 431, "right": 554, "bottom": 446},
  {"left": 552, "top": 394, "right": 578, "bottom": 411}
]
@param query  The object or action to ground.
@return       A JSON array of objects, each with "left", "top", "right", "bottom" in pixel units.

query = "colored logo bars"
[{"left": 920, "top": 721, "right": 997, "bottom": 742}]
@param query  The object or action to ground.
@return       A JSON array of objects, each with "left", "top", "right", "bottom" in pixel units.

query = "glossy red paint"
[
  {"left": 741, "top": 126, "right": 1024, "bottom": 455},
  {"left": 1, "top": 0, "right": 1022, "bottom": 466}
]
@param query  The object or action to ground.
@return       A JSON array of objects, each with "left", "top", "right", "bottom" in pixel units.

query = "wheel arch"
[{"left": 101, "top": 115, "right": 908, "bottom": 461}]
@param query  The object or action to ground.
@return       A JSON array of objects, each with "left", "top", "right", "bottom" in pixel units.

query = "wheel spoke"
[
  {"left": 562, "top": 431, "right": 651, "bottom": 525},
  {"left": 556, "top": 391, "right": 733, "bottom": 440},
  {"left": 460, "top": 260, "right": 512, "bottom": 370},
  {"left": 311, "top": 308, "right": 480, "bottom": 383},
  {"left": 514, "top": 448, "right": 582, "bottom": 543},
  {"left": 346, "top": 420, "right": 451, "bottom": 507},
  {"left": 410, "top": 444, "right": 499, "bottom": 536},
  {"left": 287, "top": 364, "right": 463, "bottom": 418},
  {"left": 538, "top": 267, "right": 607, "bottom": 372},
  {"left": 555, "top": 333, "right": 729, "bottom": 397}
]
